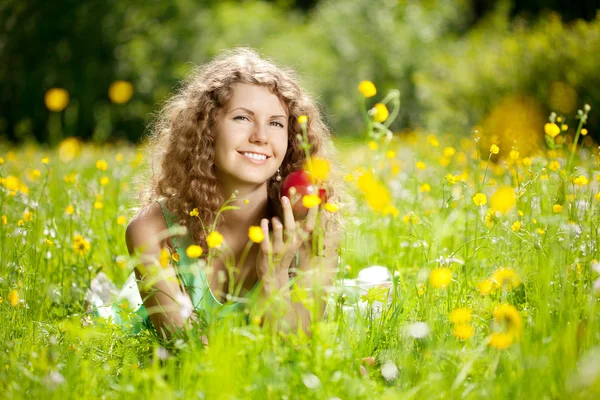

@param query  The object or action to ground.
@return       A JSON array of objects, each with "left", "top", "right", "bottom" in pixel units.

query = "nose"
[{"left": 249, "top": 121, "right": 268, "bottom": 144}]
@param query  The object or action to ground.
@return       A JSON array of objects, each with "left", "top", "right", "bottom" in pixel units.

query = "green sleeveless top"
[{"left": 134, "top": 198, "right": 297, "bottom": 332}]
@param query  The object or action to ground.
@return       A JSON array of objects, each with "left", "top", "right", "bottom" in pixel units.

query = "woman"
[{"left": 125, "top": 47, "right": 345, "bottom": 340}]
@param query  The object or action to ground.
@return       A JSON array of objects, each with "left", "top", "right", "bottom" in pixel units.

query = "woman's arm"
[{"left": 125, "top": 203, "right": 196, "bottom": 340}]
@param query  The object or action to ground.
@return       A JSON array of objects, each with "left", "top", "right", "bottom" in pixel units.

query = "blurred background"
[{"left": 1, "top": 0, "right": 599, "bottom": 146}]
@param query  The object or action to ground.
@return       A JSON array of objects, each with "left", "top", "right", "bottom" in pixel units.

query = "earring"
[{"left": 275, "top": 168, "right": 282, "bottom": 182}]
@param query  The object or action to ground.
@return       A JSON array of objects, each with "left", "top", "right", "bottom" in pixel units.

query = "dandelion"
[
  {"left": 453, "top": 324, "right": 474, "bottom": 340},
  {"left": 324, "top": 202, "right": 339, "bottom": 213},
  {"left": 116, "top": 216, "right": 127, "bottom": 225},
  {"left": 100, "top": 176, "right": 110, "bottom": 186},
  {"left": 116, "top": 153, "right": 123, "bottom": 162},
  {"left": 485, "top": 208, "right": 496, "bottom": 227},
  {"left": 8, "top": 289, "right": 19, "bottom": 306},
  {"left": 553, "top": 204, "right": 563, "bottom": 213},
  {"left": 108, "top": 80, "right": 134, "bottom": 104},
  {"left": 548, "top": 161, "right": 561, "bottom": 172},
  {"left": 58, "top": 137, "right": 81, "bottom": 162},
  {"left": 490, "top": 144, "right": 500, "bottom": 154},
  {"left": 94, "top": 201, "right": 104, "bottom": 210},
  {"left": 304, "top": 157, "right": 330, "bottom": 181},
  {"left": 511, "top": 221, "right": 522, "bottom": 232},
  {"left": 371, "top": 103, "right": 389, "bottom": 122},
  {"left": 23, "top": 210, "right": 33, "bottom": 222},
  {"left": 73, "top": 236, "right": 90, "bottom": 255},
  {"left": 206, "top": 231, "right": 224, "bottom": 249},
  {"left": 493, "top": 303, "right": 523, "bottom": 338},
  {"left": 537, "top": 228, "right": 545, "bottom": 235},
  {"left": 427, "top": 135, "right": 440, "bottom": 147},
  {"left": 544, "top": 123, "right": 561, "bottom": 138},
  {"left": 386, "top": 150, "right": 396, "bottom": 159},
  {"left": 561, "top": 124, "right": 568, "bottom": 131},
  {"left": 186, "top": 245, "right": 203, "bottom": 258},
  {"left": 248, "top": 226, "right": 265, "bottom": 244},
  {"left": 491, "top": 267, "right": 521, "bottom": 291},
  {"left": 96, "top": 159, "right": 108, "bottom": 171},
  {"left": 522, "top": 157, "right": 532, "bottom": 166},
  {"left": 382, "top": 205, "right": 399, "bottom": 217},
  {"left": 595, "top": 192, "right": 600, "bottom": 202},
  {"left": 472, "top": 193, "right": 487, "bottom": 206},
  {"left": 171, "top": 253, "right": 180, "bottom": 263},
  {"left": 429, "top": 268, "right": 452, "bottom": 289},
  {"left": 300, "top": 193, "right": 322, "bottom": 209},
  {"left": 509, "top": 150, "right": 520, "bottom": 160},
  {"left": 358, "top": 81, "right": 376, "bottom": 98},
  {"left": 1, "top": 215, "right": 6, "bottom": 225},
  {"left": 65, "top": 205, "right": 75, "bottom": 215},
  {"left": 490, "top": 186, "right": 516, "bottom": 214},
  {"left": 44, "top": 88, "right": 69, "bottom": 112},
  {"left": 419, "top": 183, "right": 431, "bottom": 193},
  {"left": 478, "top": 279, "right": 494, "bottom": 295},
  {"left": 446, "top": 174, "right": 458, "bottom": 184},
  {"left": 297, "top": 115, "right": 308, "bottom": 125},
  {"left": 368, "top": 141, "right": 377, "bottom": 150},
  {"left": 573, "top": 176, "right": 588, "bottom": 186},
  {"left": 416, "top": 161, "right": 426, "bottom": 170},
  {"left": 189, "top": 208, "right": 199, "bottom": 217},
  {"left": 450, "top": 308, "right": 472, "bottom": 324},
  {"left": 581, "top": 128, "right": 588, "bottom": 136},
  {"left": 402, "top": 212, "right": 420, "bottom": 224},
  {"left": 17, "top": 220, "right": 24, "bottom": 227},
  {"left": 443, "top": 147, "right": 456, "bottom": 157},
  {"left": 41, "top": 157, "right": 49, "bottom": 165}
]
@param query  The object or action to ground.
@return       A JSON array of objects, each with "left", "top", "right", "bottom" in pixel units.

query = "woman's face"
[{"left": 213, "top": 83, "right": 289, "bottom": 190}]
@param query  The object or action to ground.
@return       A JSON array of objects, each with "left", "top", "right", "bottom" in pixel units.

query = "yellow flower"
[
  {"left": 17, "top": 220, "right": 24, "bottom": 227},
  {"left": 46, "top": 239, "right": 53, "bottom": 245},
  {"left": 485, "top": 208, "right": 497, "bottom": 228},
  {"left": 450, "top": 308, "right": 472, "bottom": 324},
  {"left": 0, "top": 157, "right": 4, "bottom": 165},
  {"left": 573, "top": 175, "right": 588, "bottom": 186},
  {"left": 44, "top": 88, "right": 69, "bottom": 112},
  {"left": 248, "top": 226, "right": 265, "bottom": 244},
  {"left": 522, "top": 157, "right": 532, "bottom": 166},
  {"left": 304, "top": 157, "right": 330, "bottom": 181},
  {"left": 429, "top": 268, "right": 452, "bottom": 289},
  {"left": 190, "top": 208, "right": 199, "bottom": 217},
  {"left": 117, "top": 216, "right": 127, "bottom": 225},
  {"left": 537, "top": 228, "right": 545, "bottom": 235},
  {"left": 416, "top": 161, "right": 426, "bottom": 170},
  {"left": 552, "top": 204, "right": 563, "bottom": 213},
  {"left": 382, "top": 205, "right": 399, "bottom": 217},
  {"left": 63, "top": 173, "right": 77, "bottom": 184},
  {"left": 171, "top": 253, "right": 180, "bottom": 263},
  {"left": 490, "top": 186, "right": 516, "bottom": 214},
  {"left": 41, "top": 157, "right": 49, "bottom": 165},
  {"left": 1, "top": 215, "right": 6, "bottom": 225},
  {"left": 371, "top": 103, "right": 389, "bottom": 122},
  {"left": 511, "top": 221, "right": 522, "bottom": 232},
  {"left": 489, "top": 332, "right": 514, "bottom": 350},
  {"left": 65, "top": 205, "right": 75, "bottom": 215},
  {"left": 297, "top": 115, "right": 308, "bottom": 125},
  {"left": 116, "top": 153, "right": 123, "bottom": 162},
  {"left": 158, "top": 248, "right": 170, "bottom": 268},
  {"left": 453, "top": 324, "right": 474, "bottom": 341},
  {"left": 544, "top": 123, "right": 561, "bottom": 138},
  {"left": 206, "top": 231, "right": 224, "bottom": 249},
  {"left": 58, "top": 137, "right": 82, "bottom": 162},
  {"left": 100, "top": 176, "right": 110, "bottom": 186},
  {"left": 581, "top": 128, "right": 588, "bottom": 136},
  {"left": 561, "top": 124, "right": 568, "bottom": 131},
  {"left": 302, "top": 194, "right": 322, "bottom": 209},
  {"left": 402, "top": 212, "right": 419, "bottom": 224},
  {"left": 96, "top": 159, "right": 108, "bottom": 171},
  {"left": 358, "top": 81, "right": 376, "bottom": 98},
  {"left": 472, "top": 193, "right": 487, "bottom": 206},
  {"left": 419, "top": 183, "right": 431, "bottom": 193},
  {"left": 548, "top": 161, "right": 560, "bottom": 172},
  {"left": 73, "top": 236, "right": 90, "bottom": 255},
  {"left": 478, "top": 279, "right": 494, "bottom": 295},
  {"left": 491, "top": 267, "right": 521, "bottom": 291},
  {"left": 386, "top": 150, "right": 396, "bottom": 159},
  {"left": 443, "top": 147, "right": 456, "bottom": 157},
  {"left": 446, "top": 174, "right": 458, "bottom": 184},
  {"left": 509, "top": 150, "right": 520, "bottom": 160},
  {"left": 493, "top": 304, "right": 522, "bottom": 338},
  {"left": 8, "top": 289, "right": 19, "bottom": 306},
  {"left": 490, "top": 144, "right": 500, "bottom": 155},
  {"left": 427, "top": 134, "right": 440, "bottom": 147},
  {"left": 23, "top": 210, "right": 33, "bottom": 222},
  {"left": 94, "top": 201, "right": 104, "bottom": 210},
  {"left": 108, "top": 80, "right": 134, "bottom": 104},
  {"left": 324, "top": 202, "right": 339, "bottom": 213},
  {"left": 186, "top": 245, "right": 203, "bottom": 258},
  {"left": 368, "top": 141, "right": 378, "bottom": 150},
  {"left": 595, "top": 192, "right": 600, "bottom": 202}
]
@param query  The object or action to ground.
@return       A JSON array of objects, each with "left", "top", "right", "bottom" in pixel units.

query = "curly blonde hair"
[{"left": 136, "top": 47, "right": 348, "bottom": 250}]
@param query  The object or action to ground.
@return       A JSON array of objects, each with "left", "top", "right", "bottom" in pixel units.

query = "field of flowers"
[{"left": 1, "top": 82, "right": 600, "bottom": 399}]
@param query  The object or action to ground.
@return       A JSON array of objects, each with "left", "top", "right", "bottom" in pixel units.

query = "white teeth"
[{"left": 242, "top": 152, "right": 267, "bottom": 161}]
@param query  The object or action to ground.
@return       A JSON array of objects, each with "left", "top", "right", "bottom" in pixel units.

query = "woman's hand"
[{"left": 255, "top": 196, "right": 319, "bottom": 288}]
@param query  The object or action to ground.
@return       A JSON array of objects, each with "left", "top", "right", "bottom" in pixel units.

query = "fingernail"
[{"left": 281, "top": 196, "right": 289, "bottom": 204}]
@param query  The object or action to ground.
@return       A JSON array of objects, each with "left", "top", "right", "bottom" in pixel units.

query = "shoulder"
[{"left": 125, "top": 202, "right": 169, "bottom": 254}]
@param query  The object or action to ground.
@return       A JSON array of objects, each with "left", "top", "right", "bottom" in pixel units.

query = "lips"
[{"left": 238, "top": 151, "right": 270, "bottom": 164}]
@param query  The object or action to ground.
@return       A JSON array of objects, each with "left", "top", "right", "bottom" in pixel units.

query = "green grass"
[{"left": 1, "top": 129, "right": 600, "bottom": 399}]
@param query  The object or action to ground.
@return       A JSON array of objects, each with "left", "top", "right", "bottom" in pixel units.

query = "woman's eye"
[
  {"left": 233, "top": 115, "right": 250, "bottom": 121},
  {"left": 270, "top": 121, "right": 284, "bottom": 128}
]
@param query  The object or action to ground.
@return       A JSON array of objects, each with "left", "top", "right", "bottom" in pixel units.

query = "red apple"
[{"left": 279, "top": 170, "right": 328, "bottom": 219}]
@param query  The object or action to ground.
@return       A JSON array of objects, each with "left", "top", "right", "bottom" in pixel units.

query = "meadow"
[{"left": 1, "top": 83, "right": 600, "bottom": 399}]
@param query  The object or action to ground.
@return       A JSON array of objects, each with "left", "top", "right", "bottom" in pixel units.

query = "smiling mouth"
[{"left": 238, "top": 151, "right": 271, "bottom": 162}]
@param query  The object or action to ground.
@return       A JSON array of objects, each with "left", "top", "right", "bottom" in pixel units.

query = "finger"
[
  {"left": 303, "top": 204, "right": 320, "bottom": 233},
  {"left": 271, "top": 217, "right": 284, "bottom": 253},
  {"left": 281, "top": 196, "right": 296, "bottom": 244},
  {"left": 260, "top": 218, "right": 271, "bottom": 256}
]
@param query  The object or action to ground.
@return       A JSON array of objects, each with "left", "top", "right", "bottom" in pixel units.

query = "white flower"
[
  {"left": 302, "top": 373, "right": 321, "bottom": 389},
  {"left": 175, "top": 292, "right": 193, "bottom": 319},
  {"left": 381, "top": 361, "right": 399, "bottom": 382},
  {"left": 405, "top": 322, "right": 430, "bottom": 339}
]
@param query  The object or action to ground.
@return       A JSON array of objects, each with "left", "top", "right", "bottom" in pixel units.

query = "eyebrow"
[{"left": 229, "top": 107, "right": 287, "bottom": 120}]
